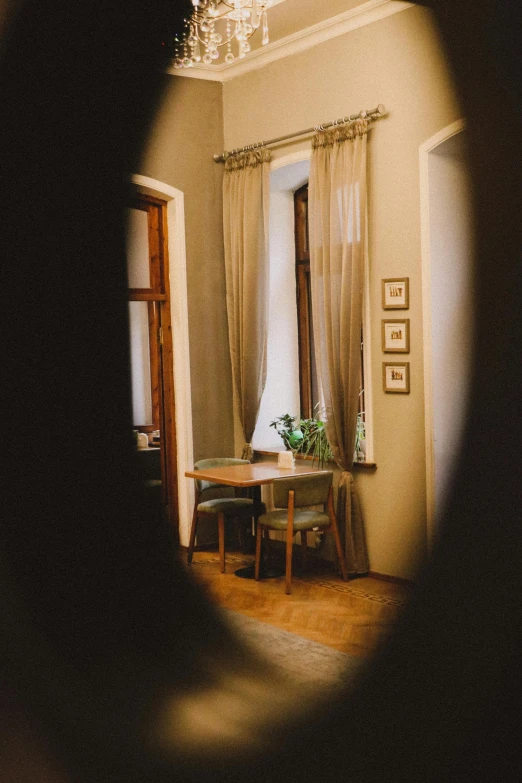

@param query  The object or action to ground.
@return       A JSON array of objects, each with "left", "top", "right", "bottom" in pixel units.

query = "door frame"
[
  {"left": 131, "top": 175, "right": 195, "bottom": 546},
  {"left": 419, "top": 119, "right": 465, "bottom": 550}
]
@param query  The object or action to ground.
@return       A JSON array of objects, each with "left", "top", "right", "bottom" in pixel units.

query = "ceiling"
[
  {"left": 253, "top": 0, "right": 371, "bottom": 48},
  {"left": 174, "top": 1, "right": 413, "bottom": 78}
]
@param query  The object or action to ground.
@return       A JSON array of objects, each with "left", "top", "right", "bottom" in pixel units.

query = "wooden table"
[
  {"left": 184, "top": 461, "right": 329, "bottom": 488},
  {"left": 185, "top": 462, "right": 330, "bottom": 578}
]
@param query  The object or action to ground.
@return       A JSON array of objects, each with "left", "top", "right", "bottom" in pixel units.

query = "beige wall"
[
  {"left": 222, "top": 5, "right": 462, "bottom": 579},
  {"left": 141, "top": 76, "right": 235, "bottom": 462}
]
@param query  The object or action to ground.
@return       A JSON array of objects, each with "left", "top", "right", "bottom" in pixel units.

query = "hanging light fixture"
[{"left": 174, "top": 1, "right": 272, "bottom": 68}]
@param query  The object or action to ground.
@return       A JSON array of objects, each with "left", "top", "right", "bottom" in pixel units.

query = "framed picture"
[
  {"left": 382, "top": 319, "right": 410, "bottom": 353},
  {"left": 382, "top": 277, "right": 409, "bottom": 309},
  {"left": 383, "top": 362, "right": 410, "bottom": 393}
]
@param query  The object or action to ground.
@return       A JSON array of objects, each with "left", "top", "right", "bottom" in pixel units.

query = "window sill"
[{"left": 253, "top": 449, "right": 376, "bottom": 470}]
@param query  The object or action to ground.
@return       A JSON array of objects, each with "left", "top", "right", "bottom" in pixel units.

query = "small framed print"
[
  {"left": 382, "top": 278, "right": 409, "bottom": 310},
  {"left": 382, "top": 319, "right": 410, "bottom": 353},
  {"left": 383, "top": 362, "right": 410, "bottom": 393}
]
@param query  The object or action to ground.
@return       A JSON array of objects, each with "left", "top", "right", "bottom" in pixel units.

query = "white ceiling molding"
[
  {"left": 167, "top": 0, "right": 414, "bottom": 82},
  {"left": 171, "top": 66, "right": 223, "bottom": 82}
]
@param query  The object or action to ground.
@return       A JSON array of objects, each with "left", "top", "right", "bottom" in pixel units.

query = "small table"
[{"left": 185, "top": 462, "right": 330, "bottom": 579}]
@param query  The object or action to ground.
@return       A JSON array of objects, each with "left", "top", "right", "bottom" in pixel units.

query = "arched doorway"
[{"left": 129, "top": 175, "right": 195, "bottom": 545}]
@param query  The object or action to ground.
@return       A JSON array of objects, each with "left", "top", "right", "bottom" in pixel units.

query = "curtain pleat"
[
  {"left": 223, "top": 149, "right": 271, "bottom": 459},
  {"left": 309, "top": 121, "right": 369, "bottom": 574}
]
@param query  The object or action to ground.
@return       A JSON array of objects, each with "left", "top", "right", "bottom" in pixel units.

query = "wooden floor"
[{"left": 187, "top": 548, "right": 412, "bottom": 659}]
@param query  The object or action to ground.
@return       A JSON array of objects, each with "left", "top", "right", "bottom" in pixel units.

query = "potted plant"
[
  {"left": 269, "top": 413, "right": 304, "bottom": 451},
  {"left": 270, "top": 407, "right": 334, "bottom": 467}
]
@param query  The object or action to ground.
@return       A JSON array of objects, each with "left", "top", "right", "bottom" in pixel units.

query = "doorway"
[
  {"left": 127, "top": 192, "right": 179, "bottom": 533},
  {"left": 421, "top": 123, "right": 474, "bottom": 546}
]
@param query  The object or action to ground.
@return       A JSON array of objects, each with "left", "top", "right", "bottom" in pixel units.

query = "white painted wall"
[
  {"left": 427, "top": 132, "right": 473, "bottom": 531},
  {"left": 252, "top": 159, "right": 309, "bottom": 450}
]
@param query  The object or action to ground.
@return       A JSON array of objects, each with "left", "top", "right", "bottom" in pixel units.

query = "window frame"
[
  {"left": 294, "top": 183, "right": 316, "bottom": 420},
  {"left": 293, "top": 181, "right": 374, "bottom": 465}
]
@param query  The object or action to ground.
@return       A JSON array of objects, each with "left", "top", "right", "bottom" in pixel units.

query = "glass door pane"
[
  {"left": 126, "top": 207, "right": 151, "bottom": 289},
  {"left": 129, "top": 300, "right": 153, "bottom": 426}
]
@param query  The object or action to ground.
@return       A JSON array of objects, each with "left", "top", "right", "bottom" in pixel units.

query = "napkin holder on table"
[{"left": 277, "top": 451, "right": 295, "bottom": 469}]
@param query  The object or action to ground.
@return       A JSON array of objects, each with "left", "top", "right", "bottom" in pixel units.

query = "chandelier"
[{"left": 174, "top": 1, "right": 272, "bottom": 68}]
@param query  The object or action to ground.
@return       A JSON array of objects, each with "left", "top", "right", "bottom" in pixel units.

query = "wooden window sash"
[
  {"left": 128, "top": 194, "right": 165, "bottom": 295},
  {"left": 294, "top": 184, "right": 365, "bottom": 425}
]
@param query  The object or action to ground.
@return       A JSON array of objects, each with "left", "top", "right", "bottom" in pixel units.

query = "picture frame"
[
  {"left": 382, "top": 277, "right": 409, "bottom": 310},
  {"left": 383, "top": 362, "right": 410, "bottom": 393},
  {"left": 382, "top": 319, "right": 410, "bottom": 353}
]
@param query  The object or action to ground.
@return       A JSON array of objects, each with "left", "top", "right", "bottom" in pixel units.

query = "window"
[
  {"left": 127, "top": 195, "right": 168, "bottom": 435},
  {"left": 294, "top": 183, "right": 366, "bottom": 458},
  {"left": 294, "top": 183, "right": 320, "bottom": 419}
]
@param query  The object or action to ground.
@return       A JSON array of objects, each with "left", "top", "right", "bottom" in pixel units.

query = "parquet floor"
[{"left": 187, "top": 548, "right": 412, "bottom": 659}]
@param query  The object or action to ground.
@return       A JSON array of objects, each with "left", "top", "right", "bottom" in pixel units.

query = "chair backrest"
[
  {"left": 272, "top": 471, "right": 333, "bottom": 509},
  {"left": 193, "top": 458, "right": 250, "bottom": 494}
]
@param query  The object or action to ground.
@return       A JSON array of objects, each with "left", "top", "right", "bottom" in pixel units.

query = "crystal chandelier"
[{"left": 174, "top": 1, "right": 272, "bottom": 68}]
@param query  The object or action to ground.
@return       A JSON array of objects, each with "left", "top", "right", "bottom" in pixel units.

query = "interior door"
[{"left": 127, "top": 193, "right": 178, "bottom": 534}]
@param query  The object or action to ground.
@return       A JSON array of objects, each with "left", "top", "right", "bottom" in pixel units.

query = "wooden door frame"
[
  {"left": 157, "top": 201, "right": 179, "bottom": 533},
  {"left": 294, "top": 182, "right": 314, "bottom": 420},
  {"left": 128, "top": 192, "right": 179, "bottom": 533},
  {"left": 130, "top": 176, "right": 195, "bottom": 546}
]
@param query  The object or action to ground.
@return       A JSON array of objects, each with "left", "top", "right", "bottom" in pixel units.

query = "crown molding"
[{"left": 167, "top": 0, "right": 414, "bottom": 82}]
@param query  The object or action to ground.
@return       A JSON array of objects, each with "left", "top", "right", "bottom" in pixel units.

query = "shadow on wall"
[{"left": 0, "top": 0, "right": 520, "bottom": 781}]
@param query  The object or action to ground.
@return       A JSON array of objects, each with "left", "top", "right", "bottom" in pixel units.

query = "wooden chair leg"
[
  {"left": 327, "top": 487, "right": 349, "bottom": 582},
  {"left": 301, "top": 530, "right": 308, "bottom": 570},
  {"left": 218, "top": 512, "right": 226, "bottom": 573},
  {"left": 255, "top": 523, "right": 263, "bottom": 580},
  {"left": 285, "top": 529, "right": 293, "bottom": 594},
  {"left": 187, "top": 502, "right": 199, "bottom": 565},
  {"left": 253, "top": 510, "right": 261, "bottom": 537},
  {"left": 285, "top": 491, "right": 295, "bottom": 595}
]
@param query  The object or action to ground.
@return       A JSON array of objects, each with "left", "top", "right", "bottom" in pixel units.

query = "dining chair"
[
  {"left": 187, "top": 458, "right": 266, "bottom": 573},
  {"left": 255, "top": 472, "right": 348, "bottom": 594}
]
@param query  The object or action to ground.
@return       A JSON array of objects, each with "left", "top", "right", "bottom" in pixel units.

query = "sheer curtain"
[
  {"left": 223, "top": 149, "right": 271, "bottom": 460},
  {"left": 309, "top": 120, "right": 369, "bottom": 574}
]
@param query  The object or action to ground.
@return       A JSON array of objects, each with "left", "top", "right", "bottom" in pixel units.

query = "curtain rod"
[{"left": 213, "top": 104, "right": 386, "bottom": 163}]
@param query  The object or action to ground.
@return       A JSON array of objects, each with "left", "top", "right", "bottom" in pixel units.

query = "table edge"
[{"left": 184, "top": 465, "right": 330, "bottom": 487}]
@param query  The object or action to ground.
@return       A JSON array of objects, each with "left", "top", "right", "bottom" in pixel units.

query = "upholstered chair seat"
[
  {"left": 196, "top": 497, "right": 256, "bottom": 514},
  {"left": 257, "top": 509, "right": 331, "bottom": 531}
]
